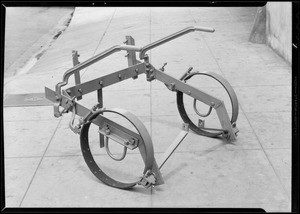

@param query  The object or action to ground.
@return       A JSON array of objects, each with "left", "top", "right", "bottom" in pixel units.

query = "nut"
[
  {"left": 105, "top": 127, "right": 111, "bottom": 135},
  {"left": 129, "top": 138, "right": 135, "bottom": 145}
]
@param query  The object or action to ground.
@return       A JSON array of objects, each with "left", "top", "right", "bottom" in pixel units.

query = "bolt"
[
  {"left": 55, "top": 96, "right": 60, "bottom": 101},
  {"left": 150, "top": 69, "right": 154, "bottom": 73},
  {"left": 170, "top": 83, "right": 175, "bottom": 91},
  {"left": 105, "top": 125, "right": 111, "bottom": 135},
  {"left": 66, "top": 89, "right": 71, "bottom": 95},
  {"left": 78, "top": 89, "right": 83, "bottom": 93},
  {"left": 188, "top": 91, "right": 191, "bottom": 95},
  {"left": 99, "top": 81, "right": 103, "bottom": 86},
  {"left": 210, "top": 102, "right": 215, "bottom": 107},
  {"left": 105, "top": 129, "right": 111, "bottom": 135},
  {"left": 124, "top": 140, "right": 130, "bottom": 145},
  {"left": 135, "top": 68, "right": 139, "bottom": 73},
  {"left": 118, "top": 74, "right": 122, "bottom": 79},
  {"left": 129, "top": 138, "right": 135, "bottom": 145},
  {"left": 145, "top": 63, "right": 150, "bottom": 67}
]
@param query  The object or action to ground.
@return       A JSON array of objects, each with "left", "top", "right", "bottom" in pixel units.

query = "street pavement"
[
  {"left": 4, "top": 7, "right": 74, "bottom": 78},
  {"left": 3, "top": 7, "right": 291, "bottom": 211}
]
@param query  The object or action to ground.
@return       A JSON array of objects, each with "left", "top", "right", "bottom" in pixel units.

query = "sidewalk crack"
[
  {"left": 18, "top": 117, "right": 63, "bottom": 207},
  {"left": 80, "top": 8, "right": 117, "bottom": 78}
]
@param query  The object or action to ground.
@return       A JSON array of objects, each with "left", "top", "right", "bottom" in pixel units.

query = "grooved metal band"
[
  {"left": 177, "top": 71, "right": 239, "bottom": 137},
  {"left": 80, "top": 108, "right": 154, "bottom": 189}
]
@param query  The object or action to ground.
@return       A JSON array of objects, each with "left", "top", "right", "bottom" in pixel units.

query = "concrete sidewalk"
[{"left": 3, "top": 7, "right": 291, "bottom": 211}]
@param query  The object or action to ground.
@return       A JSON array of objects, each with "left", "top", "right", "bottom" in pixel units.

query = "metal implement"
[{"left": 45, "top": 26, "right": 239, "bottom": 190}]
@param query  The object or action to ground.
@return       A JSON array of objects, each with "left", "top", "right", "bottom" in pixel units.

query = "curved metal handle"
[
  {"left": 55, "top": 45, "right": 142, "bottom": 98},
  {"left": 55, "top": 26, "right": 214, "bottom": 98},
  {"left": 139, "top": 26, "right": 215, "bottom": 59}
]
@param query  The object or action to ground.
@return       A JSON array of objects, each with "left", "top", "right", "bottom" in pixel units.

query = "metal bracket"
[
  {"left": 138, "top": 170, "right": 156, "bottom": 188},
  {"left": 72, "top": 50, "right": 82, "bottom": 100},
  {"left": 125, "top": 36, "right": 138, "bottom": 68}
]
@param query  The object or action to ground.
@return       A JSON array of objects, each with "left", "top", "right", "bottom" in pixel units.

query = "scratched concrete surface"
[{"left": 3, "top": 7, "right": 291, "bottom": 211}]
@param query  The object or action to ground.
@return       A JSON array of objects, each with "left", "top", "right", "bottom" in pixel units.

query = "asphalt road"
[{"left": 4, "top": 7, "right": 74, "bottom": 78}]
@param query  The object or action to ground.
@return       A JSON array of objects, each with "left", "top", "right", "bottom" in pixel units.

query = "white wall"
[{"left": 266, "top": 2, "right": 292, "bottom": 65}]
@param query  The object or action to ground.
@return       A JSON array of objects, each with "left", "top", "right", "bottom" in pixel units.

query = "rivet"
[
  {"left": 78, "top": 89, "right": 83, "bottom": 93},
  {"left": 118, "top": 74, "right": 122, "bottom": 79},
  {"left": 99, "top": 81, "right": 103, "bottom": 86},
  {"left": 210, "top": 102, "right": 215, "bottom": 107}
]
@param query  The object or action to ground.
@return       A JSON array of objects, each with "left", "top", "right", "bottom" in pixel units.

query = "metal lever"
[
  {"left": 160, "top": 62, "right": 168, "bottom": 72},
  {"left": 139, "top": 26, "right": 215, "bottom": 59},
  {"left": 180, "top": 67, "right": 193, "bottom": 81}
]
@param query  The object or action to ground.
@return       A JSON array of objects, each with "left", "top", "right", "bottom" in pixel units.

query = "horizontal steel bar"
[
  {"left": 66, "top": 63, "right": 146, "bottom": 97},
  {"left": 97, "top": 121, "right": 141, "bottom": 150},
  {"left": 153, "top": 69, "right": 222, "bottom": 107},
  {"left": 45, "top": 87, "right": 143, "bottom": 142},
  {"left": 139, "top": 26, "right": 215, "bottom": 59}
]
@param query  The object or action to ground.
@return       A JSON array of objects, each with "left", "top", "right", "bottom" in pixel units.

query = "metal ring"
[
  {"left": 80, "top": 108, "right": 155, "bottom": 189},
  {"left": 104, "top": 136, "right": 127, "bottom": 161},
  {"left": 176, "top": 71, "right": 239, "bottom": 138}
]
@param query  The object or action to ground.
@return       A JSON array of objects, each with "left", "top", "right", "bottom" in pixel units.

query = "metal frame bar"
[
  {"left": 65, "top": 63, "right": 145, "bottom": 97},
  {"left": 71, "top": 50, "right": 83, "bottom": 101},
  {"left": 125, "top": 35, "right": 139, "bottom": 67},
  {"left": 152, "top": 68, "right": 222, "bottom": 107}
]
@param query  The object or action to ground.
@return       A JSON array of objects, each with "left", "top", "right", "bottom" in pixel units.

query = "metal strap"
[{"left": 80, "top": 108, "right": 159, "bottom": 189}]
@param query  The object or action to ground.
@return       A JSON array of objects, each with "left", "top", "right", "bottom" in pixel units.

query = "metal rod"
[
  {"left": 179, "top": 67, "right": 193, "bottom": 81},
  {"left": 139, "top": 26, "right": 214, "bottom": 59},
  {"left": 158, "top": 130, "right": 189, "bottom": 170},
  {"left": 72, "top": 50, "right": 82, "bottom": 100},
  {"left": 55, "top": 45, "right": 142, "bottom": 97},
  {"left": 97, "top": 89, "right": 104, "bottom": 148}
]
